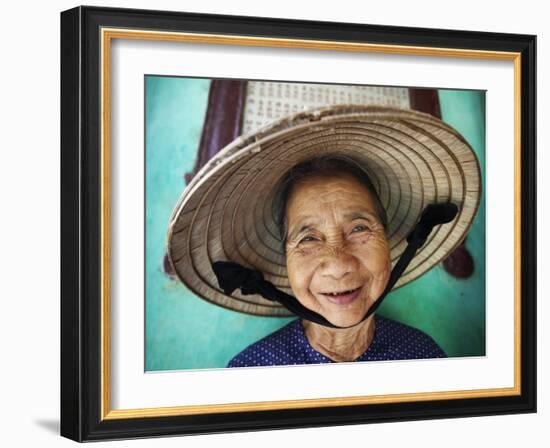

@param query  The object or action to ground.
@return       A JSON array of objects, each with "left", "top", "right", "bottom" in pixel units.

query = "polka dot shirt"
[{"left": 227, "top": 315, "right": 446, "bottom": 367}]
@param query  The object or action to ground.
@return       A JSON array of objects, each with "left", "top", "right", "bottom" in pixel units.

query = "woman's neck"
[{"left": 302, "top": 315, "right": 376, "bottom": 362}]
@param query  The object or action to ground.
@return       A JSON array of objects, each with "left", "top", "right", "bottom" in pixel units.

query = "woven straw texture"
[{"left": 167, "top": 105, "right": 481, "bottom": 317}]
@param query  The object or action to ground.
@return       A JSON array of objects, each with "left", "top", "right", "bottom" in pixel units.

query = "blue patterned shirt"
[{"left": 227, "top": 315, "right": 446, "bottom": 367}]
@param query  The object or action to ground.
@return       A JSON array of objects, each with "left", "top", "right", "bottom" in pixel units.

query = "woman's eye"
[
  {"left": 351, "top": 224, "right": 369, "bottom": 233},
  {"left": 299, "top": 235, "right": 317, "bottom": 243}
]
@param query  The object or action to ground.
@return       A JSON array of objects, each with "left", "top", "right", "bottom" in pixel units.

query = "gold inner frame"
[{"left": 100, "top": 27, "right": 522, "bottom": 420}]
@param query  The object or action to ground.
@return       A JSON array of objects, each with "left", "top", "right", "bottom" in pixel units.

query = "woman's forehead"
[
  {"left": 287, "top": 173, "right": 378, "bottom": 210},
  {"left": 289, "top": 208, "right": 381, "bottom": 226},
  {"left": 286, "top": 175, "right": 379, "bottom": 221}
]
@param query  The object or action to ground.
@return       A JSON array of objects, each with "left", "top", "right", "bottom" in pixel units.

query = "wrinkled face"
[{"left": 285, "top": 173, "right": 391, "bottom": 328}]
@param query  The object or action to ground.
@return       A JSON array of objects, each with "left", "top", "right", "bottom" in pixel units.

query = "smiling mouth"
[{"left": 318, "top": 286, "right": 363, "bottom": 305}]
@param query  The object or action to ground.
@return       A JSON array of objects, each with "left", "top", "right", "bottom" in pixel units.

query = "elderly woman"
[{"left": 167, "top": 106, "right": 481, "bottom": 367}]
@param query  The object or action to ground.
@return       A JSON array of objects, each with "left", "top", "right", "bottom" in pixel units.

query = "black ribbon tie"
[{"left": 212, "top": 203, "right": 459, "bottom": 329}]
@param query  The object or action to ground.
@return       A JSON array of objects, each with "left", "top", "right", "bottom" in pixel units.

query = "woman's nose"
[{"left": 319, "top": 252, "right": 359, "bottom": 280}]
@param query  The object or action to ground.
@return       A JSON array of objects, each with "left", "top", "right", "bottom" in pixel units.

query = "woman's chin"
[{"left": 320, "top": 308, "right": 367, "bottom": 328}]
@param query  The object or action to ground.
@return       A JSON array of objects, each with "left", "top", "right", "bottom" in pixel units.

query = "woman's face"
[{"left": 285, "top": 172, "right": 391, "bottom": 328}]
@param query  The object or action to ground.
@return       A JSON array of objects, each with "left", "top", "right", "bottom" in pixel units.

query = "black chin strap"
[{"left": 212, "top": 203, "right": 459, "bottom": 329}]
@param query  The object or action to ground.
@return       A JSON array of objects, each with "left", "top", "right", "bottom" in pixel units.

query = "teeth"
[{"left": 327, "top": 288, "right": 357, "bottom": 296}]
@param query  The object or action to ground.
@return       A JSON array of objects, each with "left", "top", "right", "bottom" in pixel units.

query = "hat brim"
[{"left": 167, "top": 105, "right": 481, "bottom": 317}]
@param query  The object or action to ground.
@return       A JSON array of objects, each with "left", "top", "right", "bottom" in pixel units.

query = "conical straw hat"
[{"left": 167, "top": 105, "right": 481, "bottom": 317}]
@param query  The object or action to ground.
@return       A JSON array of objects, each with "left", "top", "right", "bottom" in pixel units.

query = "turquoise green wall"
[
  {"left": 145, "top": 77, "right": 294, "bottom": 371},
  {"left": 145, "top": 77, "right": 486, "bottom": 371}
]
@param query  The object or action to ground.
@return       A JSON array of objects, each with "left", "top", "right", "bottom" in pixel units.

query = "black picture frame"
[{"left": 60, "top": 5, "right": 536, "bottom": 442}]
